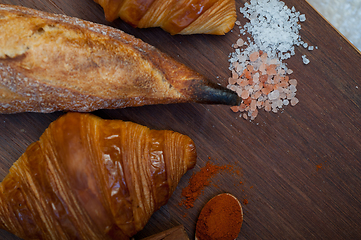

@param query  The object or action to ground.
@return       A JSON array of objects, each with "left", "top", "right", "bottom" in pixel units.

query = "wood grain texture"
[
  {"left": 0, "top": 0, "right": 360, "bottom": 239},
  {"left": 141, "top": 225, "right": 189, "bottom": 240}
]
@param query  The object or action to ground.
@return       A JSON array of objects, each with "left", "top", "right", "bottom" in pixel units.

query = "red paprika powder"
[
  {"left": 180, "top": 162, "right": 228, "bottom": 209},
  {"left": 195, "top": 193, "right": 243, "bottom": 240}
]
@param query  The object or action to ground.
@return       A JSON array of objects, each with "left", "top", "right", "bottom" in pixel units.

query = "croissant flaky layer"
[
  {"left": 94, "top": 0, "right": 237, "bottom": 35},
  {"left": 0, "top": 113, "right": 197, "bottom": 240},
  {"left": 0, "top": 4, "right": 240, "bottom": 114}
]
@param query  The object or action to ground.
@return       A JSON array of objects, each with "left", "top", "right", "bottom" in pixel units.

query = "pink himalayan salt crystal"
[
  {"left": 260, "top": 52, "right": 268, "bottom": 62},
  {"left": 228, "top": 43, "right": 300, "bottom": 121},
  {"left": 238, "top": 79, "right": 249, "bottom": 87},
  {"left": 257, "top": 101, "right": 264, "bottom": 108},
  {"left": 230, "top": 106, "right": 239, "bottom": 112},
  {"left": 250, "top": 99, "right": 257, "bottom": 111},
  {"left": 251, "top": 109, "right": 258, "bottom": 119},
  {"left": 241, "top": 90, "right": 250, "bottom": 99},
  {"left": 259, "top": 63, "right": 266, "bottom": 74},
  {"left": 252, "top": 90, "right": 262, "bottom": 99},
  {"left": 267, "top": 64, "right": 277, "bottom": 75},
  {"left": 289, "top": 79, "right": 297, "bottom": 86},
  {"left": 237, "top": 38, "right": 244, "bottom": 47},
  {"left": 232, "top": 70, "right": 239, "bottom": 79},
  {"left": 264, "top": 100, "right": 272, "bottom": 112},
  {"left": 229, "top": 77, "right": 238, "bottom": 85},
  {"left": 249, "top": 51, "right": 260, "bottom": 62},
  {"left": 290, "top": 97, "right": 299, "bottom": 106}
]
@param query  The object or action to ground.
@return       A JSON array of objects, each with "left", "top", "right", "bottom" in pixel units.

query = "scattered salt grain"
[
  {"left": 289, "top": 79, "right": 297, "bottom": 86},
  {"left": 237, "top": 38, "right": 244, "bottom": 47},
  {"left": 302, "top": 55, "right": 310, "bottom": 64},
  {"left": 290, "top": 97, "right": 299, "bottom": 106},
  {"left": 299, "top": 14, "right": 306, "bottom": 22}
]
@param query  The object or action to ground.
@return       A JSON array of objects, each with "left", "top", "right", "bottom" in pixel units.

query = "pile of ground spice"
[
  {"left": 316, "top": 164, "right": 323, "bottom": 171},
  {"left": 179, "top": 162, "right": 231, "bottom": 209},
  {"left": 195, "top": 193, "right": 243, "bottom": 240}
]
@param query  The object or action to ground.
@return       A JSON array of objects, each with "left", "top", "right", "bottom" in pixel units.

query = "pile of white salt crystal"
[{"left": 228, "top": 0, "right": 315, "bottom": 120}]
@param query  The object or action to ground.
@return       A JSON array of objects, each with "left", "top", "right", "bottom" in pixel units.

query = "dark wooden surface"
[{"left": 0, "top": 0, "right": 360, "bottom": 239}]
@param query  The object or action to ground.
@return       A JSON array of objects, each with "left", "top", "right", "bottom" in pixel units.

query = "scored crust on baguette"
[
  {"left": 95, "top": 0, "right": 237, "bottom": 35},
  {"left": 0, "top": 4, "right": 240, "bottom": 113}
]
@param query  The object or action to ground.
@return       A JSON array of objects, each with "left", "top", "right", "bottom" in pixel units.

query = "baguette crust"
[{"left": 0, "top": 4, "right": 240, "bottom": 113}]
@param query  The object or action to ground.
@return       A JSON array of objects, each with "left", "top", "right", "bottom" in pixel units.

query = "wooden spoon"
[{"left": 195, "top": 193, "right": 243, "bottom": 240}]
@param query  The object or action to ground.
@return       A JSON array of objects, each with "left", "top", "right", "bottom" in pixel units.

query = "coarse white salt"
[
  {"left": 289, "top": 85, "right": 297, "bottom": 92},
  {"left": 299, "top": 14, "right": 306, "bottom": 22},
  {"left": 302, "top": 55, "right": 310, "bottom": 64},
  {"left": 238, "top": 0, "right": 307, "bottom": 61},
  {"left": 286, "top": 69, "right": 293, "bottom": 75},
  {"left": 268, "top": 90, "right": 280, "bottom": 100}
]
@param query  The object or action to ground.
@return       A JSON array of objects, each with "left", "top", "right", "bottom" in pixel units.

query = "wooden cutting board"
[{"left": 0, "top": 0, "right": 360, "bottom": 239}]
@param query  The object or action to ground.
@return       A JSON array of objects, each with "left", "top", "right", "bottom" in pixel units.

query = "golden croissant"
[
  {"left": 0, "top": 112, "right": 197, "bottom": 240},
  {"left": 0, "top": 4, "right": 240, "bottom": 114},
  {"left": 94, "top": 0, "right": 237, "bottom": 35}
]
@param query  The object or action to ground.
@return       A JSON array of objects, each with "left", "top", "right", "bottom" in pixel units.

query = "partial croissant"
[
  {"left": 0, "top": 112, "right": 197, "bottom": 240},
  {"left": 94, "top": 0, "right": 237, "bottom": 35},
  {"left": 0, "top": 4, "right": 240, "bottom": 114}
]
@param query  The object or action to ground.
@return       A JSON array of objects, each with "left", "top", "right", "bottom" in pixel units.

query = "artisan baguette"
[{"left": 0, "top": 4, "right": 239, "bottom": 113}]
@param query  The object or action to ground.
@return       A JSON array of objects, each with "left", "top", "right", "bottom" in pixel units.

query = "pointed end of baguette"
[{"left": 190, "top": 80, "right": 241, "bottom": 106}]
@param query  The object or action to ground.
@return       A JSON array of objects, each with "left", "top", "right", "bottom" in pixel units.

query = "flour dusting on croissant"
[
  {"left": 0, "top": 113, "right": 196, "bottom": 240},
  {"left": 94, "top": 0, "right": 237, "bottom": 35}
]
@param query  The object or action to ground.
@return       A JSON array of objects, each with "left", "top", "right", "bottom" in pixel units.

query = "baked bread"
[
  {"left": 94, "top": 0, "right": 237, "bottom": 35},
  {"left": 0, "top": 4, "right": 240, "bottom": 114},
  {"left": 0, "top": 112, "right": 197, "bottom": 240}
]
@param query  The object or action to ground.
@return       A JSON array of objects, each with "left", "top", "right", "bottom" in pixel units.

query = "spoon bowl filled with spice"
[{"left": 195, "top": 193, "right": 243, "bottom": 240}]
